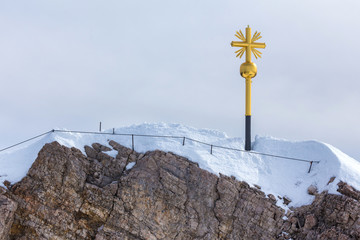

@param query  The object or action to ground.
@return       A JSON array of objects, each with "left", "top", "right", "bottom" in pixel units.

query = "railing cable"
[
  {"left": 0, "top": 129, "right": 320, "bottom": 166},
  {"left": 0, "top": 130, "right": 54, "bottom": 152}
]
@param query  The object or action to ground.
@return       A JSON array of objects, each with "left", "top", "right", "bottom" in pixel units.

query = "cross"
[
  {"left": 231, "top": 25, "right": 266, "bottom": 63},
  {"left": 230, "top": 25, "right": 266, "bottom": 151}
]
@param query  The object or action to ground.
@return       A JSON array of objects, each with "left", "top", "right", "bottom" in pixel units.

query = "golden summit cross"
[
  {"left": 230, "top": 25, "right": 266, "bottom": 151},
  {"left": 231, "top": 25, "right": 266, "bottom": 62}
]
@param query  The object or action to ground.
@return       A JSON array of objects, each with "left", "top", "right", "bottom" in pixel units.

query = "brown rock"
[
  {"left": 267, "top": 194, "right": 277, "bottom": 204},
  {"left": 254, "top": 184, "right": 261, "bottom": 189},
  {"left": 283, "top": 196, "right": 292, "bottom": 205},
  {"left": 91, "top": 143, "right": 112, "bottom": 152},
  {"left": 85, "top": 145, "right": 97, "bottom": 159},
  {"left": 0, "top": 188, "right": 17, "bottom": 240},
  {"left": 337, "top": 181, "right": 360, "bottom": 200},
  {"left": 3, "top": 141, "right": 360, "bottom": 240},
  {"left": 303, "top": 214, "right": 317, "bottom": 230},
  {"left": 3, "top": 181, "right": 11, "bottom": 189},
  {"left": 6, "top": 141, "right": 287, "bottom": 239},
  {"left": 307, "top": 185, "right": 318, "bottom": 195},
  {"left": 108, "top": 140, "right": 132, "bottom": 159},
  {"left": 327, "top": 176, "right": 336, "bottom": 185}
]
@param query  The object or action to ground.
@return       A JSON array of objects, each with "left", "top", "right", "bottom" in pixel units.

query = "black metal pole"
[
  {"left": 245, "top": 115, "right": 251, "bottom": 151},
  {"left": 308, "top": 161, "right": 313, "bottom": 173},
  {"left": 132, "top": 134, "right": 134, "bottom": 151}
]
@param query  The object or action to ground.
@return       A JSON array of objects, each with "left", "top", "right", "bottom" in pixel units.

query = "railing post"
[
  {"left": 132, "top": 134, "right": 134, "bottom": 151},
  {"left": 182, "top": 137, "right": 186, "bottom": 146},
  {"left": 210, "top": 145, "right": 213, "bottom": 155},
  {"left": 113, "top": 128, "right": 115, "bottom": 134},
  {"left": 99, "top": 122, "right": 102, "bottom": 132},
  {"left": 308, "top": 161, "right": 313, "bottom": 173}
]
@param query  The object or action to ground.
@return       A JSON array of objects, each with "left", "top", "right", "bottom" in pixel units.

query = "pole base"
[{"left": 245, "top": 115, "right": 251, "bottom": 151}]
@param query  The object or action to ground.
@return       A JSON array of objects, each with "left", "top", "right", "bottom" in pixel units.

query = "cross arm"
[
  {"left": 251, "top": 42, "right": 266, "bottom": 48},
  {"left": 231, "top": 41, "right": 248, "bottom": 47},
  {"left": 231, "top": 41, "right": 266, "bottom": 49}
]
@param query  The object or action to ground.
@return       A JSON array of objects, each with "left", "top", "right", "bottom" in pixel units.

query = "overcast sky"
[{"left": 1, "top": 0, "right": 359, "bottom": 160}]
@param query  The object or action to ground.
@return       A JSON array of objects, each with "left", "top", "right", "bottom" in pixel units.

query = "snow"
[
  {"left": 126, "top": 162, "right": 136, "bottom": 170},
  {"left": 1, "top": 122, "right": 360, "bottom": 208}
]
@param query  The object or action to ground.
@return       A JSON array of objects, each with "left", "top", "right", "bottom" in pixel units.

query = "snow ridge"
[{"left": 1, "top": 123, "right": 359, "bottom": 207}]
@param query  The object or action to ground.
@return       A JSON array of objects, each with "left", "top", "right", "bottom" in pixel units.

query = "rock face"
[
  {"left": 0, "top": 187, "right": 17, "bottom": 240},
  {"left": 281, "top": 191, "right": 360, "bottom": 239},
  {"left": 0, "top": 141, "right": 359, "bottom": 239}
]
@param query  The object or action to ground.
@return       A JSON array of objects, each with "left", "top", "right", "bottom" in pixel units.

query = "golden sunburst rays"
[
  {"left": 251, "top": 48, "right": 262, "bottom": 59},
  {"left": 235, "top": 30, "right": 246, "bottom": 41},
  {"left": 251, "top": 31, "right": 263, "bottom": 59},
  {"left": 234, "top": 30, "right": 246, "bottom": 58},
  {"left": 235, "top": 47, "right": 246, "bottom": 58},
  {"left": 233, "top": 29, "right": 264, "bottom": 59},
  {"left": 251, "top": 31, "right": 262, "bottom": 43}
]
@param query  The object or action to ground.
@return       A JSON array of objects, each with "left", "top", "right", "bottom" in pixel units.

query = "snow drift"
[{"left": 1, "top": 123, "right": 359, "bottom": 207}]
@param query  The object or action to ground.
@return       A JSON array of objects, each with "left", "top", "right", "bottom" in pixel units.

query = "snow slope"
[{"left": 1, "top": 123, "right": 360, "bottom": 208}]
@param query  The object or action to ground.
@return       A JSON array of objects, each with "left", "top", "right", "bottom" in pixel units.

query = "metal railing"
[{"left": 0, "top": 129, "right": 320, "bottom": 173}]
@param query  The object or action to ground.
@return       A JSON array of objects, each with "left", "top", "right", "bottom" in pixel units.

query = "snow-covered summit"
[{"left": 1, "top": 123, "right": 359, "bottom": 208}]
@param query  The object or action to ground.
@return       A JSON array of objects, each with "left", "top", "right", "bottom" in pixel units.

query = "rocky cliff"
[{"left": 0, "top": 141, "right": 359, "bottom": 239}]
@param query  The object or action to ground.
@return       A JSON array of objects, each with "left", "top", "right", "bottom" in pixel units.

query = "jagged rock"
[
  {"left": 0, "top": 187, "right": 17, "bottom": 240},
  {"left": 108, "top": 140, "right": 133, "bottom": 159},
  {"left": 303, "top": 214, "right": 317, "bottom": 230},
  {"left": 3, "top": 181, "right": 11, "bottom": 190},
  {"left": 96, "top": 151, "right": 112, "bottom": 162},
  {"left": 1, "top": 141, "right": 359, "bottom": 240},
  {"left": 9, "top": 142, "right": 91, "bottom": 239},
  {"left": 84, "top": 145, "right": 98, "bottom": 159},
  {"left": 215, "top": 175, "right": 239, "bottom": 238},
  {"left": 318, "top": 227, "right": 351, "bottom": 240},
  {"left": 128, "top": 153, "right": 137, "bottom": 163},
  {"left": 327, "top": 176, "right": 336, "bottom": 185},
  {"left": 254, "top": 184, "right": 261, "bottom": 189},
  {"left": 4, "top": 142, "right": 287, "bottom": 239},
  {"left": 337, "top": 181, "right": 360, "bottom": 201},
  {"left": 91, "top": 143, "right": 112, "bottom": 152},
  {"left": 284, "top": 191, "right": 360, "bottom": 239},
  {"left": 283, "top": 196, "right": 292, "bottom": 205},
  {"left": 307, "top": 185, "right": 318, "bottom": 195},
  {"left": 267, "top": 194, "right": 277, "bottom": 203}
]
